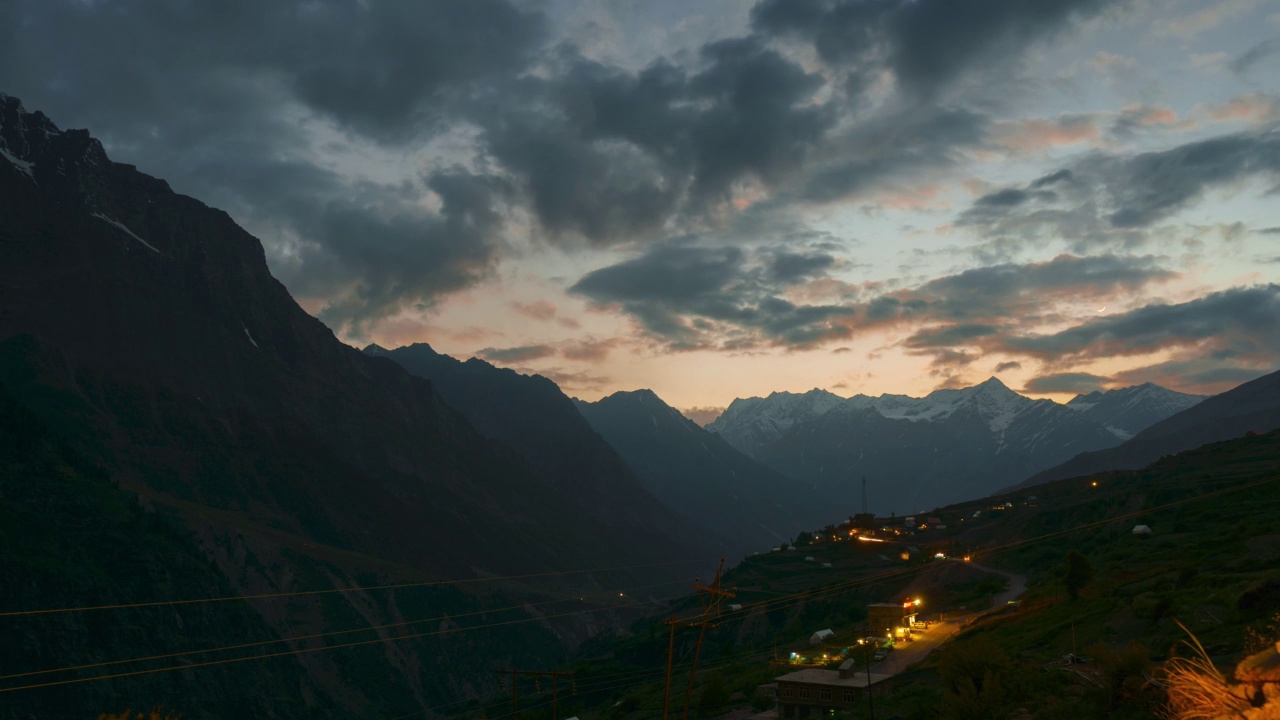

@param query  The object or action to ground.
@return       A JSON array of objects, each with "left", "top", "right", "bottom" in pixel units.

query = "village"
[{"left": 715, "top": 503, "right": 1038, "bottom": 720}]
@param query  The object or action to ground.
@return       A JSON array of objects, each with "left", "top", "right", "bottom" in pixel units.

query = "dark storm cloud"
[
  {"left": 977, "top": 189, "right": 1032, "bottom": 207},
  {"left": 3, "top": 0, "right": 542, "bottom": 334},
  {"left": 568, "top": 241, "right": 855, "bottom": 349},
  {"left": 956, "top": 129, "right": 1280, "bottom": 246},
  {"left": 998, "top": 285, "right": 1280, "bottom": 359},
  {"left": 994, "top": 360, "right": 1023, "bottom": 373},
  {"left": 476, "top": 345, "right": 558, "bottom": 363},
  {"left": 1103, "top": 131, "right": 1280, "bottom": 228},
  {"left": 685, "top": 37, "right": 836, "bottom": 203},
  {"left": 4, "top": 0, "right": 546, "bottom": 141},
  {"left": 571, "top": 250, "right": 1169, "bottom": 352},
  {"left": 907, "top": 254, "right": 1174, "bottom": 321},
  {"left": 767, "top": 250, "right": 838, "bottom": 282},
  {"left": 569, "top": 243, "right": 748, "bottom": 343},
  {"left": 570, "top": 243, "right": 746, "bottom": 305},
  {"left": 305, "top": 173, "right": 513, "bottom": 336},
  {"left": 1022, "top": 372, "right": 1110, "bottom": 394},
  {"left": 473, "top": 38, "right": 836, "bottom": 244},
  {"left": 0, "top": 0, "right": 1152, "bottom": 335},
  {"left": 752, "top": 0, "right": 1118, "bottom": 97},
  {"left": 801, "top": 107, "right": 988, "bottom": 202},
  {"left": 1030, "top": 169, "right": 1074, "bottom": 188},
  {"left": 903, "top": 324, "right": 1001, "bottom": 348},
  {"left": 1230, "top": 37, "right": 1280, "bottom": 76}
]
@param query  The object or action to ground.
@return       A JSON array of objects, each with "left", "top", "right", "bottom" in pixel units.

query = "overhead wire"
[
  {"left": 3, "top": 472, "right": 1273, "bottom": 697},
  {"left": 0, "top": 576, "right": 697, "bottom": 683},
  {"left": 0, "top": 599, "right": 667, "bottom": 694},
  {"left": 0, "top": 556, "right": 721, "bottom": 619}
]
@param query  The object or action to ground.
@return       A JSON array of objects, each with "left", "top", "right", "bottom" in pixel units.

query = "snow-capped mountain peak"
[{"left": 1063, "top": 382, "right": 1206, "bottom": 438}]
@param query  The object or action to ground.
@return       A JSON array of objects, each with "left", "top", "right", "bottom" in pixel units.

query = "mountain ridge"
[
  {"left": 706, "top": 377, "right": 1205, "bottom": 521},
  {"left": 0, "top": 92, "right": 701, "bottom": 716},
  {"left": 360, "top": 342, "right": 723, "bottom": 557},
  {"left": 1022, "top": 367, "right": 1280, "bottom": 486},
  {"left": 574, "top": 388, "right": 808, "bottom": 556}
]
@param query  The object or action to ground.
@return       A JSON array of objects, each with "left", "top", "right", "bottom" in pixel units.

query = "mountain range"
[
  {"left": 362, "top": 342, "right": 721, "bottom": 557},
  {"left": 3, "top": 89, "right": 1275, "bottom": 717},
  {"left": 574, "top": 390, "right": 807, "bottom": 554},
  {"left": 707, "top": 378, "right": 1205, "bottom": 522},
  {"left": 1023, "top": 366, "right": 1280, "bottom": 486}
]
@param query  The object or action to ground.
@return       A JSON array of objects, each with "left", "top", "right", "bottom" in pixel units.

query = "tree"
[
  {"left": 697, "top": 670, "right": 729, "bottom": 717},
  {"left": 750, "top": 688, "right": 776, "bottom": 712},
  {"left": 1063, "top": 550, "right": 1093, "bottom": 600},
  {"left": 937, "top": 638, "right": 1012, "bottom": 720}
]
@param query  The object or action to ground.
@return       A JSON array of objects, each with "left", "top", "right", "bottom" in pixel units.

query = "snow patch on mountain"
[
  {"left": 0, "top": 145, "right": 34, "bottom": 179},
  {"left": 91, "top": 213, "right": 161, "bottom": 253}
]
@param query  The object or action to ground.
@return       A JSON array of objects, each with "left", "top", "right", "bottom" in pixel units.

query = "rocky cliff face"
[{"left": 0, "top": 93, "right": 694, "bottom": 717}]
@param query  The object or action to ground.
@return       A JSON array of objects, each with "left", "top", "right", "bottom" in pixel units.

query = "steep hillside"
[
  {"left": 364, "top": 343, "right": 719, "bottom": 558},
  {"left": 0, "top": 93, "right": 699, "bottom": 716},
  {"left": 575, "top": 389, "right": 807, "bottom": 556},
  {"left": 1024, "top": 367, "right": 1280, "bottom": 486}
]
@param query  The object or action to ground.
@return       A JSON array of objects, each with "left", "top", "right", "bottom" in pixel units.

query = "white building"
[{"left": 809, "top": 628, "right": 835, "bottom": 645}]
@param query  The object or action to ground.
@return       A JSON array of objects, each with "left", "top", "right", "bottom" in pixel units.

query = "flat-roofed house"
[{"left": 775, "top": 665, "right": 895, "bottom": 718}]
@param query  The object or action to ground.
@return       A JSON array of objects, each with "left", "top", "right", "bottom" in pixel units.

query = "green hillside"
[{"left": 554, "top": 429, "right": 1280, "bottom": 720}]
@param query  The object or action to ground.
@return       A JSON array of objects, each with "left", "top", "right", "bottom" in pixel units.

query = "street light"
[{"left": 856, "top": 635, "right": 875, "bottom": 720}]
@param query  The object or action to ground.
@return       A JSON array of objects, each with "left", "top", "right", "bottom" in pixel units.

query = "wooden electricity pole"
[
  {"left": 660, "top": 559, "right": 735, "bottom": 720},
  {"left": 496, "top": 669, "right": 575, "bottom": 720}
]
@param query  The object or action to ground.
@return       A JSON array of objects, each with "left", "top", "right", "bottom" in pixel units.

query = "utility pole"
[
  {"left": 662, "top": 614, "right": 678, "bottom": 720},
  {"left": 496, "top": 669, "right": 575, "bottom": 720},
  {"left": 682, "top": 559, "right": 735, "bottom": 720},
  {"left": 858, "top": 633, "right": 876, "bottom": 720},
  {"left": 661, "top": 559, "right": 736, "bottom": 720}
]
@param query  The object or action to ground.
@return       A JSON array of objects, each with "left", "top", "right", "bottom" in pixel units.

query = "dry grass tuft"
[{"left": 1163, "top": 619, "right": 1251, "bottom": 720}]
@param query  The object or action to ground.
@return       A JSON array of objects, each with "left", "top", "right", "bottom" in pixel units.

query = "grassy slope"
[{"left": 555, "top": 430, "right": 1280, "bottom": 720}]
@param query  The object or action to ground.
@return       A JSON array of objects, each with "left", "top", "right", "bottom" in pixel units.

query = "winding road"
[{"left": 874, "top": 561, "right": 1026, "bottom": 676}]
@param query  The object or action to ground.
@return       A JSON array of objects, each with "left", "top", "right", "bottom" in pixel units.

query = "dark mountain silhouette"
[
  {"left": 574, "top": 389, "right": 807, "bottom": 555},
  {"left": 0, "top": 93, "right": 701, "bottom": 717},
  {"left": 363, "top": 342, "right": 722, "bottom": 555},
  {"left": 1021, "top": 368, "right": 1280, "bottom": 487}
]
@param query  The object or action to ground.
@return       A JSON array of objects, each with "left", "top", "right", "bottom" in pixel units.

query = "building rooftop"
[{"left": 775, "top": 669, "right": 894, "bottom": 687}]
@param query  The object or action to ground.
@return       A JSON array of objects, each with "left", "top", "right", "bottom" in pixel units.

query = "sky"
[{"left": 3, "top": 0, "right": 1279, "bottom": 422}]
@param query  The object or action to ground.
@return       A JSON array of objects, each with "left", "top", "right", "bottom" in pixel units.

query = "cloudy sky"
[{"left": 4, "top": 0, "right": 1279, "bottom": 420}]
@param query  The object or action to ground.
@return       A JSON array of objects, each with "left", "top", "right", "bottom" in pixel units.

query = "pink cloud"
[
  {"left": 993, "top": 116, "right": 1100, "bottom": 153},
  {"left": 1208, "top": 93, "right": 1280, "bottom": 124},
  {"left": 876, "top": 184, "right": 949, "bottom": 211}
]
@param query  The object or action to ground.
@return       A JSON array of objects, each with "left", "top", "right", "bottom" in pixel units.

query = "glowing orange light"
[{"left": 857, "top": 536, "right": 885, "bottom": 543}]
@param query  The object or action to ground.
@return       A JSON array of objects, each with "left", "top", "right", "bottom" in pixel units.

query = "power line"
[
  {"left": 0, "top": 577, "right": 696, "bottom": 683},
  {"left": 5, "top": 473, "right": 1272, "bottom": 699},
  {"left": 0, "top": 556, "right": 720, "bottom": 619},
  {"left": 0, "top": 599, "right": 663, "bottom": 695}
]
